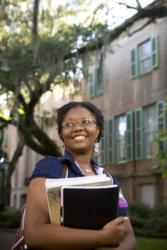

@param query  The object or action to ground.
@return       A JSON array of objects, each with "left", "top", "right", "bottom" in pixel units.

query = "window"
[
  {"left": 157, "top": 101, "right": 167, "bottom": 153},
  {"left": 115, "top": 115, "right": 127, "bottom": 162},
  {"left": 115, "top": 113, "right": 133, "bottom": 163},
  {"left": 144, "top": 105, "right": 158, "bottom": 158},
  {"left": 139, "top": 184, "right": 155, "bottom": 207},
  {"left": 139, "top": 40, "right": 153, "bottom": 74},
  {"left": 99, "top": 113, "right": 133, "bottom": 165},
  {"left": 99, "top": 101, "right": 165, "bottom": 165},
  {"left": 134, "top": 101, "right": 166, "bottom": 159},
  {"left": 88, "top": 53, "right": 105, "bottom": 97},
  {"left": 131, "top": 37, "right": 158, "bottom": 78}
]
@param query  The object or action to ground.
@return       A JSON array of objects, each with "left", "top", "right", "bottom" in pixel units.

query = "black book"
[{"left": 61, "top": 184, "right": 119, "bottom": 230}]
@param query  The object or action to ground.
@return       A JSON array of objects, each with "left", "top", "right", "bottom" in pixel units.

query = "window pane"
[
  {"left": 138, "top": 39, "right": 152, "bottom": 74},
  {"left": 144, "top": 105, "right": 158, "bottom": 157},
  {"left": 139, "top": 40, "right": 151, "bottom": 58},
  {"left": 116, "top": 116, "right": 127, "bottom": 161},
  {"left": 142, "top": 58, "right": 152, "bottom": 70}
]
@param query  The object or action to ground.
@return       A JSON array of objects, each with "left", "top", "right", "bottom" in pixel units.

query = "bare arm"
[
  {"left": 95, "top": 219, "right": 137, "bottom": 250},
  {"left": 24, "top": 178, "right": 128, "bottom": 250}
]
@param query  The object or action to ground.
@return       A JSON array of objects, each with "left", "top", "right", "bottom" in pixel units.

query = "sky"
[{"left": 44, "top": 0, "right": 155, "bottom": 29}]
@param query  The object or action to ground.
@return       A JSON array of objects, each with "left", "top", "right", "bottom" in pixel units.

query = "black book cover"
[{"left": 61, "top": 184, "right": 119, "bottom": 230}]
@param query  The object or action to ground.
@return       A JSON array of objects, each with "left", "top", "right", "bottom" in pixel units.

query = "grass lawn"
[{"left": 137, "top": 237, "right": 167, "bottom": 250}]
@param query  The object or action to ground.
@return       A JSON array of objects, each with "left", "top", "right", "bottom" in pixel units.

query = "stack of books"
[{"left": 45, "top": 174, "right": 119, "bottom": 229}]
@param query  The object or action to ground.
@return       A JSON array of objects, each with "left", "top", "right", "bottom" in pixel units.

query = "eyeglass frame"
[{"left": 61, "top": 118, "right": 97, "bottom": 130}]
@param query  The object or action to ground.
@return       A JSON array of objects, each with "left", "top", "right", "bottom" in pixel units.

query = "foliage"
[
  {"left": 129, "top": 202, "right": 167, "bottom": 238},
  {"left": 0, "top": 0, "right": 124, "bottom": 168},
  {"left": 0, "top": 207, "right": 21, "bottom": 229},
  {"left": 154, "top": 100, "right": 167, "bottom": 176}
]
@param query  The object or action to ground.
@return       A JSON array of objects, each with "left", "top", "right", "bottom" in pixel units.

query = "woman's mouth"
[{"left": 73, "top": 135, "right": 86, "bottom": 142}]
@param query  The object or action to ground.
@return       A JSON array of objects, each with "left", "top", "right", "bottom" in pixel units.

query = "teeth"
[{"left": 74, "top": 136, "right": 85, "bottom": 141}]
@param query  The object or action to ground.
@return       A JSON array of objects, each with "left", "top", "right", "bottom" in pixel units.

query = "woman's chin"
[{"left": 70, "top": 146, "right": 92, "bottom": 155}]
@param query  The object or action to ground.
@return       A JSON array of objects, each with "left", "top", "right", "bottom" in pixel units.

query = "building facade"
[
  {"left": 83, "top": 15, "right": 167, "bottom": 206},
  {"left": 1, "top": 2, "right": 167, "bottom": 209}
]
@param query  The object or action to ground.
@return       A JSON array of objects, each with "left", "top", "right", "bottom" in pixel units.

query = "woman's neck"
[
  {"left": 74, "top": 154, "right": 92, "bottom": 169},
  {"left": 66, "top": 149, "right": 92, "bottom": 168},
  {"left": 68, "top": 150, "right": 96, "bottom": 175}
]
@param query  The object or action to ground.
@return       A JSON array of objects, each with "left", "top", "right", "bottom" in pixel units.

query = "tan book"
[{"left": 45, "top": 174, "right": 113, "bottom": 225}]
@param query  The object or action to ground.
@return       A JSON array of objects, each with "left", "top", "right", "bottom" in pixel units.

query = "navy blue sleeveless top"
[{"left": 30, "top": 149, "right": 128, "bottom": 216}]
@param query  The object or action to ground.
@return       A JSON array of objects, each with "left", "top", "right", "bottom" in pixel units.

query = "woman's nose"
[{"left": 72, "top": 122, "right": 84, "bottom": 130}]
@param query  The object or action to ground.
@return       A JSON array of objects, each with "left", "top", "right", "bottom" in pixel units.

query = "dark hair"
[{"left": 57, "top": 101, "right": 104, "bottom": 142}]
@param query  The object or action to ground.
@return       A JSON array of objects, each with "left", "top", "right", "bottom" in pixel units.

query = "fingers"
[
  {"left": 101, "top": 216, "right": 129, "bottom": 246},
  {"left": 104, "top": 216, "right": 128, "bottom": 228},
  {"left": 115, "top": 216, "right": 129, "bottom": 225}
]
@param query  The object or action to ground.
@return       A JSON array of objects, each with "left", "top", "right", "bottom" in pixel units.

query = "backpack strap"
[
  {"left": 12, "top": 161, "right": 69, "bottom": 250},
  {"left": 11, "top": 204, "right": 28, "bottom": 250}
]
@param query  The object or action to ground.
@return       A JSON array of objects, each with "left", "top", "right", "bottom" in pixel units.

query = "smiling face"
[{"left": 60, "top": 107, "right": 100, "bottom": 155}]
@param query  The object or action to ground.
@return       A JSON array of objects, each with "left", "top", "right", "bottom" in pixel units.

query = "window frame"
[
  {"left": 88, "top": 54, "right": 106, "bottom": 97},
  {"left": 131, "top": 36, "right": 158, "bottom": 78}
]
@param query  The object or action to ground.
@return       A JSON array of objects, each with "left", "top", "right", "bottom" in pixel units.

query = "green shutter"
[
  {"left": 134, "top": 108, "right": 144, "bottom": 159},
  {"left": 126, "top": 112, "right": 133, "bottom": 161},
  {"left": 107, "top": 118, "right": 115, "bottom": 164},
  {"left": 152, "top": 36, "right": 158, "bottom": 68},
  {"left": 99, "top": 120, "right": 106, "bottom": 165},
  {"left": 99, "top": 136, "right": 105, "bottom": 165},
  {"left": 157, "top": 100, "right": 166, "bottom": 153},
  {"left": 131, "top": 48, "right": 138, "bottom": 78}
]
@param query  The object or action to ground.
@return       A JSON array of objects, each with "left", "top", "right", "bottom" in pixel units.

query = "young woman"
[{"left": 24, "top": 101, "right": 136, "bottom": 250}]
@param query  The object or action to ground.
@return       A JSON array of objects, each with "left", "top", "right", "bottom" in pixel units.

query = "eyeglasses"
[{"left": 62, "top": 118, "right": 97, "bottom": 129}]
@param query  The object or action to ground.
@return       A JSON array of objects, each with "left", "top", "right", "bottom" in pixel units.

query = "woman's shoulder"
[
  {"left": 36, "top": 156, "right": 62, "bottom": 167},
  {"left": 30, "top": 156, "right": 63, "bottom": 180}
]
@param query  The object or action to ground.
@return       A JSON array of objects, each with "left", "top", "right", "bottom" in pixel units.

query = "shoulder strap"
[
  {"left": 62, "top": 161, "right": 68, "bottom": 178},
  {"left": 103, "top": 168, "right": 113, "bottom": 185}
]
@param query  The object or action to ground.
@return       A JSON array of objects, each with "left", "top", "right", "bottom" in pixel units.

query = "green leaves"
[{"left": 154, "top": 100, "right": 167, "bottom": 176}]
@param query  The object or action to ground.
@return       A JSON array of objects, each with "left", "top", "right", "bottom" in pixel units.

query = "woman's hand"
[
  {"left": 100, "top": 217, "right": 128, "bottom": 247},
  {"left": 95, "top": 216, "right": 137, "bottom": 250}
]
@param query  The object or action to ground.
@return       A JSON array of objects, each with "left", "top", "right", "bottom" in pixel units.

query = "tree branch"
[
  {"left": 136, "top": 0, "right": 142, "bottom": 10},
  {"left": 64, "top": 3, "right": 167, "bottom": 60},
  {"left": 19, "top": 119, "right": 61, "bottom": 156},
  {"left": 32, "top": 0, "right": 40, "bottom": 65},
  {"left": 9, "top": 132, "right": 25, "bottom": 174}
]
